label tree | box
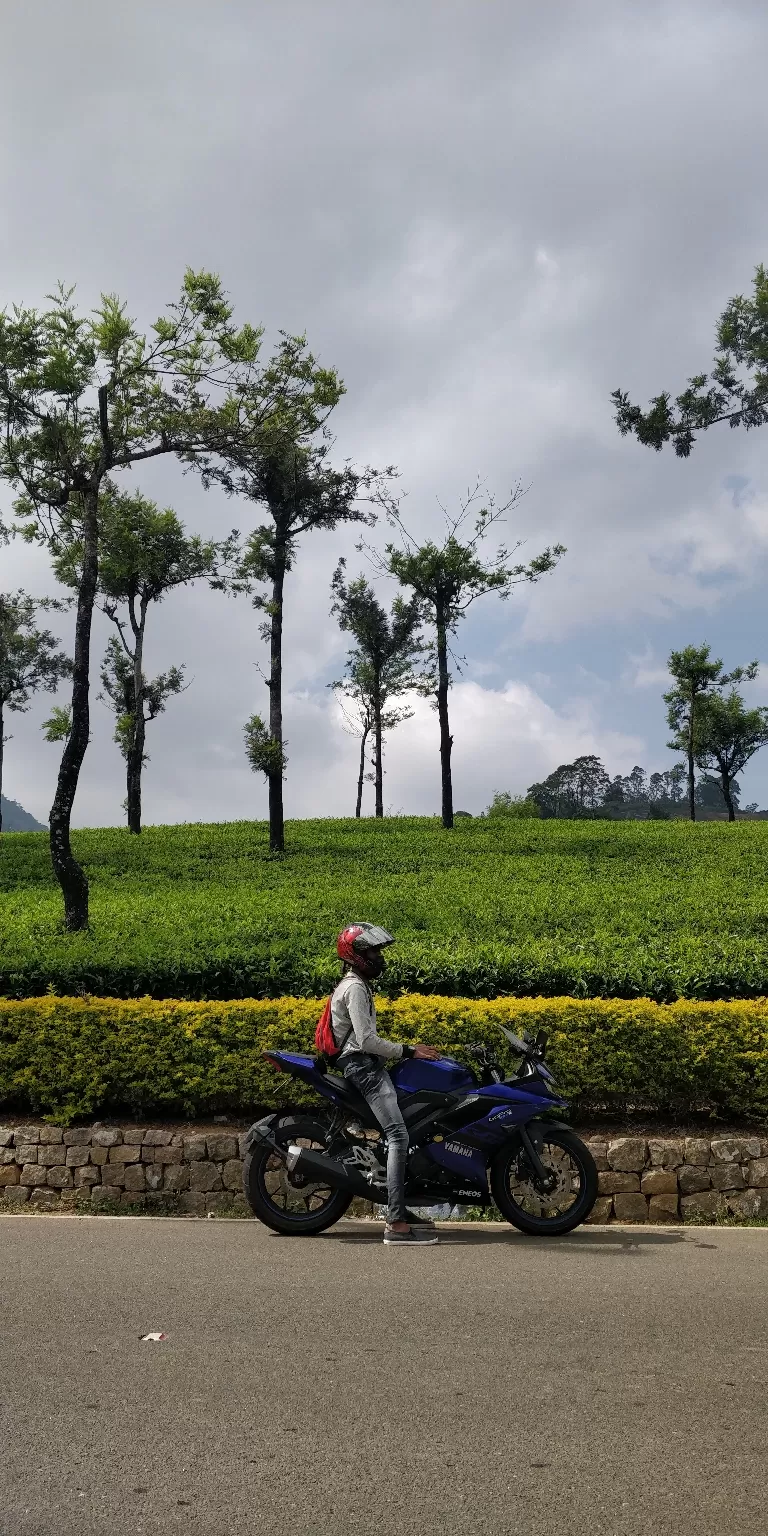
[51,483,243,833]
[330,561,423,817]
[371,481,564,829]
[233,435,393,852]
[613,264,768,457]
[484,792,541,819]
[0,590,71,834]
[0,271,331,926]
[664,645,756,822]
[694,689,768,822]
[527,756,609,818]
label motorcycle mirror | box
[535,1029,549,1054]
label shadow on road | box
[313,1223,691,1253]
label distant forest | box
[524,756,767,820]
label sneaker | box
[404,1209,438,1232]
[383,1224,439,1245]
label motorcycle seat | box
[323,1073,374,1118]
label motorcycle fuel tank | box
[389,1056,476,1094]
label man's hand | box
[413,1044,441,1060]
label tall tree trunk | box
[355,721,370,818]
[126,599,147,835]
[436,608,453,830]
[687,692,696,822]
[0,702,4,835]
[721,768,736,822]
[373,666,383,818]
[49,485,98,929]
[268,542,287,854]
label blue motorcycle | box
[243,1026,598,1236]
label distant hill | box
[0,797,46,832]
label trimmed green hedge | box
[2,993,768,1126]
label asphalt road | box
[1,1216,767,1536]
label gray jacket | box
[330,973,404,1064]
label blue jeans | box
[342,1054,409,1224]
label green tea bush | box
[2,817,768,1001]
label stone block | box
[15,1124,41,1144]
[613,1193,649,1223]
[100,1166,126,1189]
[0,1163,20,1185]
[74,1165,99,1187]
[143,1129,173,1146]
[741,1138,762,1161]
[15,1145,38,1165]
[38,1144,67,1167]
[711,1164,745,1192]
[684,1137,710,1166]
[583,1140,609,1171]
[183,1136,208,1162]
[63,1127,92,1145]
[641,1169,678,1196]
[648,1138,685,1169]
[123,1128,146,1145]
[221,1158,244,1191]
[681,1190,725,1221]
[747,1159,768,1188]
[90,1145,108,1165]
[92,1127,122,1147]
[726,1189,763,1219]
[648,1194,680,1224]
[0,1128,14,1147]
[0,1148,15,1163]
[163,1165,190,1192]
[678,1166,712,1195]
[206,1134,238,1162]
[710,1137,743,1164]
[90,1186,120,1209]
[65,1145,91,1167]
[120,1190,146,1207]
[20,1163,47,1187]
[150,1145,182,1165]
[598,1171,640,1194]
[39,1126,64,1144]
[583,1196,613,1224]
[107,1144,140,1164]
[205,1192,236,1213]
[46,1165,73,1188]
[144,1164,164,1190]
[122,1164,146,1192]
[178,1190,207,1214]
[2,1184,30,1203]
[29,1187,60,1207]
[606,1138,648,1172]
[189,1162,223,1193]
[238,1132,251,1159]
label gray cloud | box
[2,0,768,824]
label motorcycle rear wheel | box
[491,1127,598,1235]
[243,1117,352,1235]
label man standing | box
[332,923,441,1246]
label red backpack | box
[314,990,352,1060]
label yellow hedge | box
[1,993,768,1126]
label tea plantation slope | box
[1,817,768,1001]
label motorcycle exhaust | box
[286,1144,386,1203]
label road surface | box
[1,1215,767,1536]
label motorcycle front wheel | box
[490,1127,598,1236]
[243,1117,352,1235]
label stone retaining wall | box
[2,1123,768,1221]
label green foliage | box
[485,792,541,819]
[41,704,72,742]
[243,715,287,778]
[613,262,768,456]
[3,992,768,1126]
[2,818,768,1002]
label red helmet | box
[337,922,395,978]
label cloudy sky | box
[2,0,768,826]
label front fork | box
[517,1122,559,1193]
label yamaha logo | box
[445,1142,473,1158]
